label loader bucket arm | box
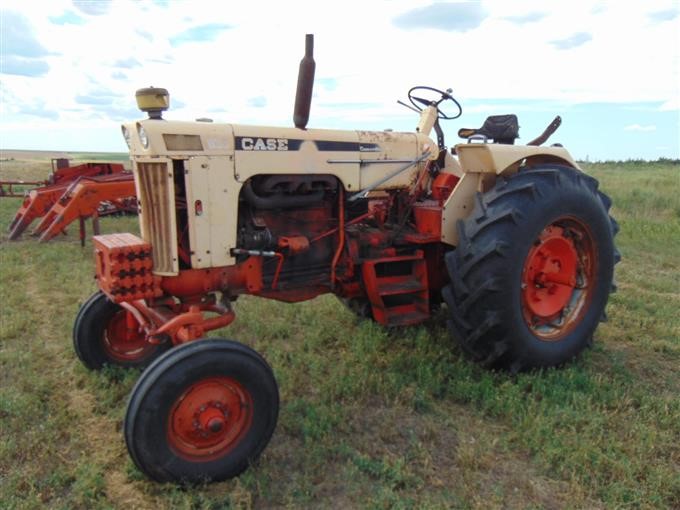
[51,162,126,184]
[7,184,70,239]
[7,162,129,240]
[32,177,86,236]
[36,175,136,242]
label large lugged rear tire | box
[124,338,279,483]
[73,291,169,370]
[442,165,619,371]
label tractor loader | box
[73,35,619,483]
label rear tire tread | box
[443,165,620,370]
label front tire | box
[443,166,619,371]
[73,291,168,370]
[124,339,279,483]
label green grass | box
[0,159,678,509]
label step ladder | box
[361,251,430,327]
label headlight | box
[121,126,132,149]
[137,123,149,149]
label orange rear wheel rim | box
[521,218,596,341]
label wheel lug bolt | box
[207,418,224,433]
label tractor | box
[73,35,618,483]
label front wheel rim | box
[103,310,153,362]
[167,377,253,462]
[521,218,597,341]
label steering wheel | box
[408,86,462,120]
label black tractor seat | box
[458,114,519,144]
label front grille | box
[134,160,179,275]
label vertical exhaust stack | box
[293,34,315,130]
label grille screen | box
[135,161,178,274]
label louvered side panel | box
[134,160,179,275]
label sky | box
[0,0,678,161]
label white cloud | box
[504,12,547,24]
[659,98,679,111]
[393,2,488,32]
[550,32,592,50]
[0,55,50,77]
[72,0,111,16]
[624,124,657,132]
[648,7,679,22]
[0,0,678,156]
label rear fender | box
[454,143,580,175]
[440,144,581,246]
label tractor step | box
[362,251,430,327]
[376,278,427,297]
[387,309,430,327]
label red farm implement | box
[5,159,137,243]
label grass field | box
[0,155,678,509]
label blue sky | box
[0,0,678,161]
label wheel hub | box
[523,226,578,319]
[104,310,150,361]
[207,416,225,433]
[168,377,252,461]
[195,402,229,435]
